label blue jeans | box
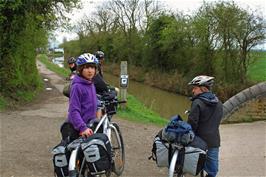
[204,147,219,177]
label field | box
[247,51,266,82]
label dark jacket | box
[187,92,223,148]
[93,73,108,95]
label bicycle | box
[168,143,206,177]
[67,93,126,177]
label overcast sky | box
[51,0,266,49]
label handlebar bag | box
[81,133,112,174]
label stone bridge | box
[223,82,266,122]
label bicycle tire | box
[169,150,185,177]
[75,150,89,177]
[110,122,125,176]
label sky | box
[51,0,266,49]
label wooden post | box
[120,61,128,108]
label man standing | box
[187,75,223,177]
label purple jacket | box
[68,75,97,132]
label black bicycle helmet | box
[95,51,105,60]
[67,57,76,64]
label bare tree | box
[232,11,265,77]
[140,0,162,32]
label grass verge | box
[38,54,167,126]
[37,54,69,77]
[117,95,168,126]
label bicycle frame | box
[94,113,123,158]
[94,114,110,137]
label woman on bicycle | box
[68,53,98,138]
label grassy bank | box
[37,54,167,126]
[247,51,266,82]
[117,95,168,126]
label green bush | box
[0,96,7,111]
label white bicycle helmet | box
[188,75,214,87]
[76,53,98,66]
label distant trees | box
[196,2,265,83]
[0,0,79,100]
[68,0,163,65]
[62,0,265,95]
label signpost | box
[120,61,128,107]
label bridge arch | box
[223,82,266,120]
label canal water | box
[104,73,191,119]
[52,56,64,68]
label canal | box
[104,73,191,119]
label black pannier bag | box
[80,133,112,174]
[52,141,70,177]
[149,129,171,167]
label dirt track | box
[0,61,265,177]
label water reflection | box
[52,56,64,68]
[104,73,191,119]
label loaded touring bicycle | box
[149,115,207,177]
[52,91,126,177]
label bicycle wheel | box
[169,150,185,177]
[75,150,90,177]
[110,122,125,176]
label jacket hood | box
[192,91,219,105]
[72,75,93,85]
